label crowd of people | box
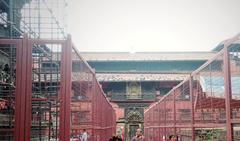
[75,128,178,141]
[108,128,145,141]
[111,128,179,141]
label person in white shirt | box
[81,129,88,141]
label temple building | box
[81,52,216,140]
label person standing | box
[131,128,145,141]
[81,129,88,141]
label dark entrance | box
[125,108,144,141]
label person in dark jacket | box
[109,134,123,141]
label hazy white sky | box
[67,0,240,52]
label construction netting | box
[0,35,116,141]
[71,47,116,141]
[144,34,240,141]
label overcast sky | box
[67,0,240,52]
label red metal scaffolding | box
[0,34,116,141]
[70,46,116,141]
[144,34,240,141]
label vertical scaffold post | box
[59,35,72,141]
[223,46,233,141]
[14,34,32,141]
[173,90,176,135]
[190,76,195,141]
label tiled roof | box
[96,73,188,82]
